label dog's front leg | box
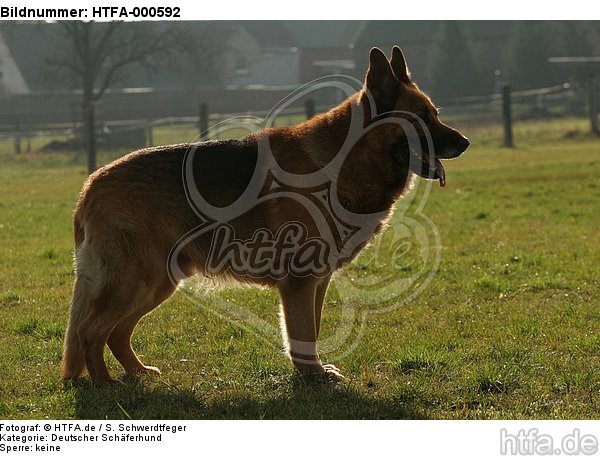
[278,275,343,381]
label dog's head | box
[364,46,470,187]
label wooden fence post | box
[145,120,153,146]
[199,102,209,140]
[502,84,514,147]
[305,98,315,120]
[590,74,599,136]
[15,123,21,154]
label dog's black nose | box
[459,136,470,152]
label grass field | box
[0,116,598,419]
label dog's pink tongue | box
[435,159,446,187]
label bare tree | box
[167,22,232,92]
[47,22,169,174]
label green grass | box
[0,116,598,419]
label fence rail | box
[0,82,595,154]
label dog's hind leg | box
[107,278,177,376]
[77,288,129,385]
[72,256,144,384]
[62,238,106,381]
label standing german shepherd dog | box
[61,46,469,385]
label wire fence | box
[0,82,589,154]
[437,83,576,122]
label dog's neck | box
[298,91,412,215]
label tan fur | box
[61,46,468,384]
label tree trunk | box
[81,23,97,175]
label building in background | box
[0,30,29,96]
[1,21,596,128]
[351,21,513,94]
[0,21,361,92]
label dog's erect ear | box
[389,46,411,84]
[366,47,397,97]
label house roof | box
[0,23,60,91]
[237,21,296,50]
[352,21,437,47]
[352,20,513,48]
[234,21,365,51]
[0,28,29,94]
[280,21,364,49]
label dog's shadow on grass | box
[68,374,428,419]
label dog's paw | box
[141,366,161,375]
[322,364,345,381]
[138,365,161,375]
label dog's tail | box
[61,216,90,379]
